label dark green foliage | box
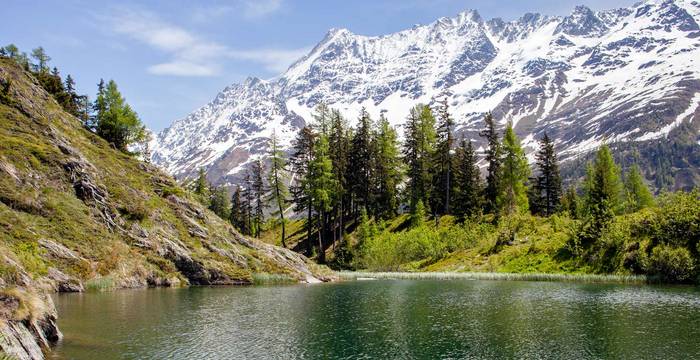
[575,145,624,249]
[208,186,230,220]
[290,126,315,253]
[193,168,209,199]
[561,186,580,218]
[479,112,501,214]
[403,105,436,211]
[349,108,373,212]
[0,78,14,106]
[532,132,562,216]
[229,186,244,231]
[251,160,266,238]
[432,97,455,216]
[453,138,482,220]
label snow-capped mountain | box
[152,0,700,188]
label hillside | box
[0,59,331,359]
[152,0,700,190]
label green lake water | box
[51,279,700,359]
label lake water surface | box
[51,279,700,359]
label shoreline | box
[336,271,649,285]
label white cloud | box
[191,0,283,23]
[228,48,311,73]
[106,6,305,77]
[243,0,283,19]
[148,61,219,77]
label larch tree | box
[267,131,290,247]
[498,122,530,215]
[624,164,654,213]
[403,105,436,213]
[308,135,336,263]
[372,114,403,219]
[95,80,146,151]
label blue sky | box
[2,0,634,131]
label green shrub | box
[644,245,696,283]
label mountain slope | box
[0,59,331,359]
[152,0,700,190]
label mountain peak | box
[555,4,608,36]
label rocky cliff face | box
[0,59,332,359]
[152,0,700,190]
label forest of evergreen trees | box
[191,100,668,273]
[0,44,147,152]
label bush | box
[644,245,696,283]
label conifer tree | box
[308,135,336,263]
[403,105,436,212]
[3,44,18,59]
[290,126,316,254]
[208,186,230,220]
[580,145,624,243]
[229,186,243,231]
[241,172,254,236]
[94,80,146,151]
[453,137,483,219]
[433,97,455,216]
[251,160,266,238]
[479,112,501,214]
[372,114,402,219]
[63,74,81,117]
[30,47,50,72]
[561,186,580,218]
[328,109,351,243]
[624,164,654,212]
[350,108,373,213]
[532,132,562,216]
[498,122,530,215]
[194,167,208,198]
[267,132,290,247]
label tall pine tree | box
[433,97,455,216]
[250,160,266,238]
[290,126,316,254]
[479,112,501,214]
[532,132,562,216]
[453,137,483,219]
[349,108,373,214]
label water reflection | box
[52,280,700,359]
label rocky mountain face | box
[152,0,700,190]
[0,59,332,359]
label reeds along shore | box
[336,271,648,284]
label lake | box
[51,279,700,359]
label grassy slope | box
[0,59,329,293]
